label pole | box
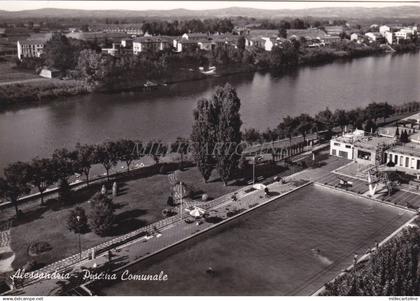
[76,215,82,259]
[78,232,81,259]
[252,157,256,184]
[180,181,183,220]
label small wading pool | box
[98,184,415,296]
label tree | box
[295,114,314,140]
[366,102,395,122]
[76,49,106,82]
[115,139,137,172]
[242,128,261,144]
[95,142,118,182]
[171,137,189,170]
[144,140,168,164]
[333,109,349,131]
[0,162,31,216]
[52,148,76,182]
[237,36,246,50]
[279,27,288,39]
[75,143,96,186]
[43,33,76,71]
[278,115,298,142]
[67,207,89,234]
[89,193,114,236]
[400,130,410,143]
[28,158,56,205]
[364,119,376,133]
[191,98,217,182]
[212,84,242,185]
[315,107,334,133]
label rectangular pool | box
[98,184,415,296]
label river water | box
[0,52,419,172]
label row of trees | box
[141,18,234,36]
[191,84,242,185]
[322,227,420,296]
[256,18,348,31]
[0,138,189,217]
[243,102,396,144]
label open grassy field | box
[0,61,39,83]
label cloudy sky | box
[2,1,418,11]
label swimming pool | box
[98,184,415,296]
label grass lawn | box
[8,166,243,270]
[0,61,39,83]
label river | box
[0,52,419,172]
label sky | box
[1,1,419,11]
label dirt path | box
[0,78,47,86]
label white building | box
[17,40,45,60]
[379,25,390,36]
[385,32,394,44]
[132,36,172,54]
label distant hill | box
[0,6,419,19]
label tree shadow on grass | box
[12,206,50,227]
[110,209,149,236]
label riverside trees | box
[191,84,242,185]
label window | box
[332,149,337,156]
[338,151,348,159]
[357,150,371,161]
[345,145,351,149]
[400,156,404,166]
[406,157,409,168]
[333,142,340,146]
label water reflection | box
[0,53,419,172]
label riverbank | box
[0,46,418,109]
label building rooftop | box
[390,143,420,157]
[247,29,279,38]
[334,131,395,151]
[287,29,326,40]
[354,136,396,150]
[133,36,173,43]
[19,39,46,45]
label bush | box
[27,241,52,256]
[57,178,72,203]
[89,193,115,236]
[167,196,175,206]
[67,207,89,234]
[162,208,177,218]
[159,164,168,174]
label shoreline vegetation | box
[0,33,418,108]
[1,97,419,214]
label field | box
[99,184,415,296]
[6,166,243,270]
[0,61,40,83]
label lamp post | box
[252,157,256,184]
[180,181,183,220]
[252,155,262,184]
[76,215,82,259]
